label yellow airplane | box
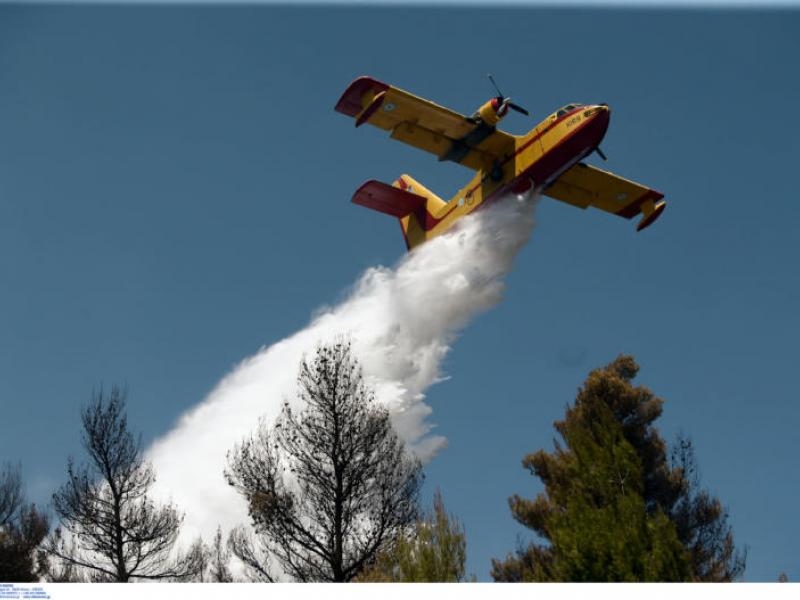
[335,75,666,251]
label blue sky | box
[1,5,798,581]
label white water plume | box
[147,193,537,547]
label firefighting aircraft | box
[335,75,666,250]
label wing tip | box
[334,76,390,117]
[636,199,667,232]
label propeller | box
[488,73,530,116]
[595,146,608,161]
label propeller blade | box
[595,146,608,161]
[508,102,530,116]
[487,75,530,117]
[487,73,504,99]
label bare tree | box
[207,527,233,582]
[225,341,423,582]
[46,386,200,582]
[193,527,234,582]
[228,525,273,582]
[38,534,85,582]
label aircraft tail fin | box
[351,175,445,251]
[394,175,445,251]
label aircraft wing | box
[335,76,516,171]
[545,163,666,231]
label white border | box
[1,582,799,600]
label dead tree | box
[227,525,273,582]
[47,386,200,581]
[226,341,423,582]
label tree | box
[493,407,689,582]
[668,435,745,581]
[225,341,423,582]
[357,490,468,582]
[491,355,745,582]
[38,535,85,582]
[46,386,201,582]
[208,527,233,582]
[0,463,49,582]
[194,527,234,583]
[227,525,273,582]
[0,463,23,527]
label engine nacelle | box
[475,97,508,126]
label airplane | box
[335,75,666,251]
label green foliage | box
[0,463,49,583]
[358,490,467,582]
[492,355,744,582]
[544,493,687,582]
[0,504,49,582]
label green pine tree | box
[358,490,467,582]
[0,463,49,583]
[492,355,744,582]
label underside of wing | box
[545,163,666,231]
[335,76,516,171]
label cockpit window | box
[555,104,580,118]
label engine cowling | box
[475,97,508,126]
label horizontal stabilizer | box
[352,180,426,218]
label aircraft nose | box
[584,104,610,118]
[592,103,611,133]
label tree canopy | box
[226,341,423,582]
[492,355,745,582]
[0,463,49,582]
[357,490,467,582]
[46,386,200,582]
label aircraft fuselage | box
[399,104,610,245]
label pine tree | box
[491,355,744,582]
[0,464,49,582]
[225,341,423,582]
[205,527,233,583]
[357,490,467,582]
[46,386,201,582]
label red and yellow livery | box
[335,76,665,250]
